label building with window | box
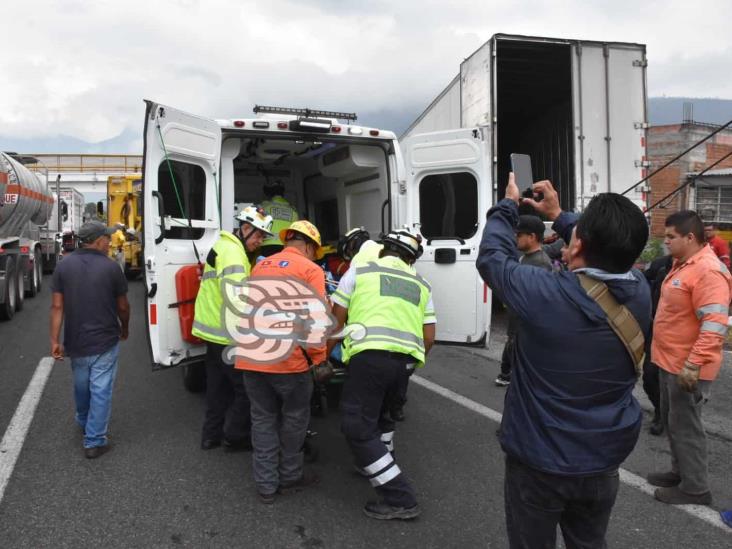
[648,122,732,237]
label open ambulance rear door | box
[402,128,491,344]
[142,100,222,371]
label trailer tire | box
[0,256,17,321]
[182,361,207,393]
[27,249,42,298]
[14,259,24,312]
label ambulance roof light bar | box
[253,105,358,122]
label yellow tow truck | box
[107,175,143,279]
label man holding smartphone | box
[477,174,651,548]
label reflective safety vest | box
[261,196,298,247]
[341,256,431,366]
[191,230,251,345]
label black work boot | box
[363,500,421,520]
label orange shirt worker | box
[236,220,326,504]
[649,210,732,506]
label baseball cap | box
[78,220,116,243]
[515,215,545,241]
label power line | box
[644,149,732,213]
[621,118,732,197]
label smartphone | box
[510,153,534,196]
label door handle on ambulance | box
[434,248,457,264]
[152,190,165,244]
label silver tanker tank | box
[0,152,53,239]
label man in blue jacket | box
[477,174,651,549]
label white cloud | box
[1,0,731,150]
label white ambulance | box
[142,103,491,388]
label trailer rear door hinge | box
[632,59,648,68]
[635,160,651,168]
[634,122,649,129]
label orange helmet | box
[280,220,324,259]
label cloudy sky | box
[1,0,731,153]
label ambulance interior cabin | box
[223,134,392,247]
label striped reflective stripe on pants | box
[363,451,401,487]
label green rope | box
[155,118,202,265]
[156,122,187,220]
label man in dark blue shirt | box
[50,220,130,459]
[477,174,651,548]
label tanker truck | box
[0,152,55,320]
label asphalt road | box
[1,277,731,548]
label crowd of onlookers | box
[483,173,732,546]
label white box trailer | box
[401,34,649,212]
[398,34,649,345]
[46,187,84,252]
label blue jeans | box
[71,343,119,448]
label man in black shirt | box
[50,220,130,459]
[496,215,553,387]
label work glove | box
[677,361,700,393]
[311,360,335,384]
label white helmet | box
[235,205,274,236]
[382,227,423,260]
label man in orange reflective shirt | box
[236,221,326,504]
[649,211,732,505]
[704,222,731,269]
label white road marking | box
[0,357,55,504]
[411,374,730,533]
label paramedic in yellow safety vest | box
[330,228,436,521]
[110,223,126,272]
[334,227,408,421]
[192,205,274,452]
[260,180,299,257]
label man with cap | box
[495,215,553,387]
[260,180,299,257]
[193,205,274,451]
[50,220,130,459]
[235,220,327,504]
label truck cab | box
[142,102,491,380]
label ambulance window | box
[157,160,205,239]
[419,172,478,240]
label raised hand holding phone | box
[522,180,562,221]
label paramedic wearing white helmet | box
[330,227,436,520]
[193,205,274,451]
